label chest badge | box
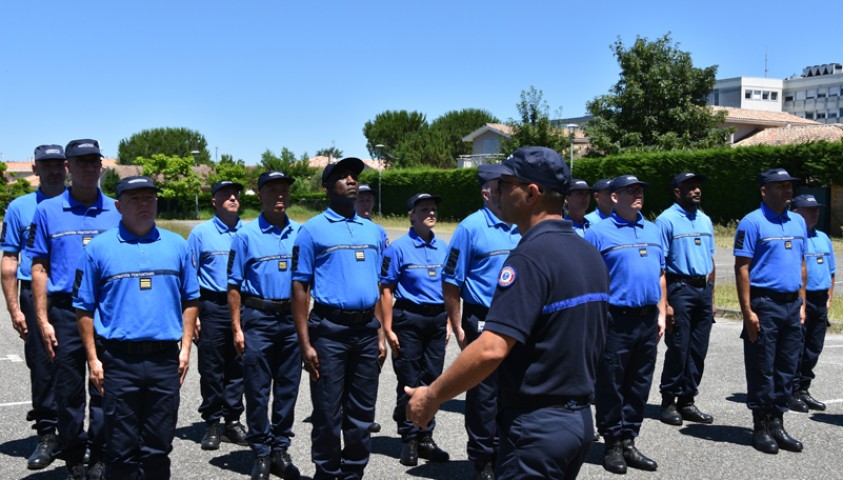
[639,248,648,257]
[278,260,288,271]
[355,251,365,262]
[139,278,152,290]
[428,268,437,278]
[818,257,824,264]
[784,240,792,250]
[82,236,93,246]
[694,237,701,246]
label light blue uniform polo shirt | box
[228,213,300,300]
[26,189,121,294]
[585,211,665,307]
[292,208,381,310]
[188,215,243,293]
[804,228,835,292]
[584,208,610,226]
[2,189,60,281]
[655,203,715,277]
[441,207,520,308]
[379,228,448,305]
[73,223,199,341]
[565,215,590,238]
[734,203,807,293]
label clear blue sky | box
[1,0,836,164]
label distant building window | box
[831,88,840,97]
[817,112,826,119]
[762,91,769,100]
[752,90,762,100]
[806,89,815,99]
[818,88,827,98]
[745,89,752,99]
[771,92,778,101]
[831,112,838,118]
[713,90,720,105]
[796,91,806,100]
[785,95,794,102]
[805,112,815,119]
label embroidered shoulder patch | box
[498,265,517,288]
[734,230,746,250]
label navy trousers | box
[742,294,803,413]
[101,343,180,480]
[496,405,593,480]
[241,306,301,458]
[308,313,380,480]
[20,283,57,435]
[50,301,105,464]
[660,281,714,402]
[595,307,659,441]
[390,308,447,440]
[462,305,499,464]
[197,299,245,425]
[794,291,830,391]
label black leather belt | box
[806,290,829,300]
[101,338,178,355]
[750,287,798,303]
[666,273,708,288]
[609,305,657,317]
[19,280,32,289]
[500,392,592,410]
[394,299,445,317]
[242,295,291,314]
[462,302,489,319]
[200,288,228,304]
[313,302,374,326]
[49,293,73,309]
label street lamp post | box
[191,150,200,220]
[565,123,578,173]
[374,144,385,217]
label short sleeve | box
[655,216,671,258]
[484,253,546,344]
[187,228,202,276]
[180,240,200,301]
[828,236,837,276]
[25,206,49,259]
[442,225,471,286]
[291,226,315,283]
[227,233,247,287]
[379,242,402,285]
[72,247,98,312]
[733,217,756,258]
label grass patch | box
[715,283,843,333]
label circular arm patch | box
[498,265,517,288]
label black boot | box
[787,394,809,413]
[602,440,627,474]
[87,461,104,480]
[368,422,382,433]
[251,456,271,480]
[768,414,803,452]
[659,404,683,426]
[270,450,301,479]
[621,438,657,471]
[201,422,222,450]
[27,432,56,470]
[677,402,714,424]
[400,438,419,466]
[418,435,449,462]
[798,390,826,411]
[223,420,249,446]
[751,411,778,454]
[65,462,85,480]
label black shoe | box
[678,404,714,424]
[270,450,301,480]
[400,439,419,466]
[798,390,826,411]
[201,422,222,450]
[223,420,249,446]
[27,432,56,470]
[418,435,449,462]
[787,395,809,413]
[66,462,85,480]
[473,461,495,480]
[659,404,683,426]
[251,456,271,480]
[87,461,104,480]
[368,422,381,433]
[751,412,779,454]
[621,438,657,471]
[768,416,803,452]
[602,440,627,474]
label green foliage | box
[100,168,121,197]
[585,33,729,155]
[0,163,33,215]
[207,155,249,187]
[360,167,481,220]
[363,110,427,162]
[315,146,343,159]
[428,109,500,162]
[117,127,210,165]
[501,86,569,156]
[258,148,318,195]
[136,154,201,217]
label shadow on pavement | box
[0,434,36,460]
[440,398,465,414]
[207,449,255,476]
[726,392,747,404]
[404,459,474,478]
[174,420,206,444]
[809,412,843,427]
[679,423,752,446]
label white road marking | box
[0,354,23,362]
[0,401,29,407]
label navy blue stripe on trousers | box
[20,283,58,435]
[197,299,245,425]
[462,306,499,463]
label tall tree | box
[315,146,343,159]
[501,86,569,156]
[118,127,210,165]
[259,148,317,194]
[207,155,248,188]
[0,163,32,214]
[585,33,729,155]
[363,110,427,161]
[429,108,500,162]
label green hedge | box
[360,167,482,220]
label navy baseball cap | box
[610,175,650,193]
[116,176,158,197]
[501,146,570,194]
[477,163,509,186]
[358,184,377,195]
[322,157,365,184]
[758,168,800,187]
[33,144,65,161]
[406,193,442,211]
[258,171,295,190]
[211,180,244,196]
[568,179,590,191]
[792,194,823,209]
[671,172,707,188]
[65,139,103,159]
[591,178,612,192]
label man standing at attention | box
[564,178,592,237]
[584,178,613,225]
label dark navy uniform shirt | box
[2,189,61,281]
[188,215,243,293]
[73,223,200,341]
[655,203,715,277]
[734,202,807,293]
[228,214,300,300]
[292,208,381,311]
[379,227,448,305]
[484,220,609,400]
[26,189,121,294]
[805,228,835,291]
[442,207,520,308]
[584,212,665,307]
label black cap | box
[591,178,612,192]
[406,193,442,211]
[65,139,103,159]
[609,174,650,193]
[33,144,65,161]
[322,157,365,184]
[258,171,295,190]
[568,179,590,191]
[477,163,509,186]
[211,180,244,196]
[758,168,800,187]
[792,194,824,209]
[358,184,377,195]
[671,172,707,188]
[501,146,570,194]
[116,176,158,197]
